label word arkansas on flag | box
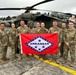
[20,34,58,54]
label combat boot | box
[3,57,9,61]
[70,62,74,67]
[43,57,47,60]
[39,55,42,58]
[49,58,52,62]
[31,54,34,57]
[0,59,5,64]
[42,55,47,60]
[55,59,59,64]
[13,59,17,62]
[62,58,67,64]
[18,55,22,61]
[59,55,63,57]
[25,55,29,60]
[12,58,17,62]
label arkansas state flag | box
[20,34,58,54]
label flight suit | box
[0,29,8,63]
[49,27,61,63]
[8,28,17,61]
[17,25,29,60]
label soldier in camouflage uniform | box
[28,22,35,34]
[38,22,49,34]
[49,21,61,63]
[38,22,49,59]
[59,23,67,57]
[0,23,8,64]
[28,22,35,56]
[0,23,1,29]
[63,21,76,67]
[33,22,41,57]
[34,22,41,33]
[8,23,17,62]
[17,20,29,61]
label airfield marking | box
[34,55,76,75]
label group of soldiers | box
[0,20,76,67]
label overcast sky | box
[0,0,76,17]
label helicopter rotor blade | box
[25,0,54,12]
[0,8,22,10]
[0,7,30,10]
[0,0,54,10]
[31,0,54,8]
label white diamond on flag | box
[27,36,53,52]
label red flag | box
[20,34,58,54]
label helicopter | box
[0,0,76,29]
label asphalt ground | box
[0,47,76,75]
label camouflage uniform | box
[33,27,41,57]
[28,27,35,34]
[49,27,61,63]
[28,27,35,56]
[63,29,76,64]
[38,27,49,34]
[0,29,8,62]
[49,27,61,34]
[38,27,49,59]
[8,28,17,60]
[34,27,41,33]
[59,28,67,57]
[17,25,29,60]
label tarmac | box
[0,47,76,75]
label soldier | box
[63,21,76,67]
[8,23,17,62]
[0,23,8,64]
[38,22,49,34]
[28,22,35,34]
[59,23,67,57]
[28,22,35,57]
[49,21,61,63]
[33,22,41,57]
[0,23,1,29]
[34,22,41,33]
[38,22,49,59]
[17,20,29,61]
